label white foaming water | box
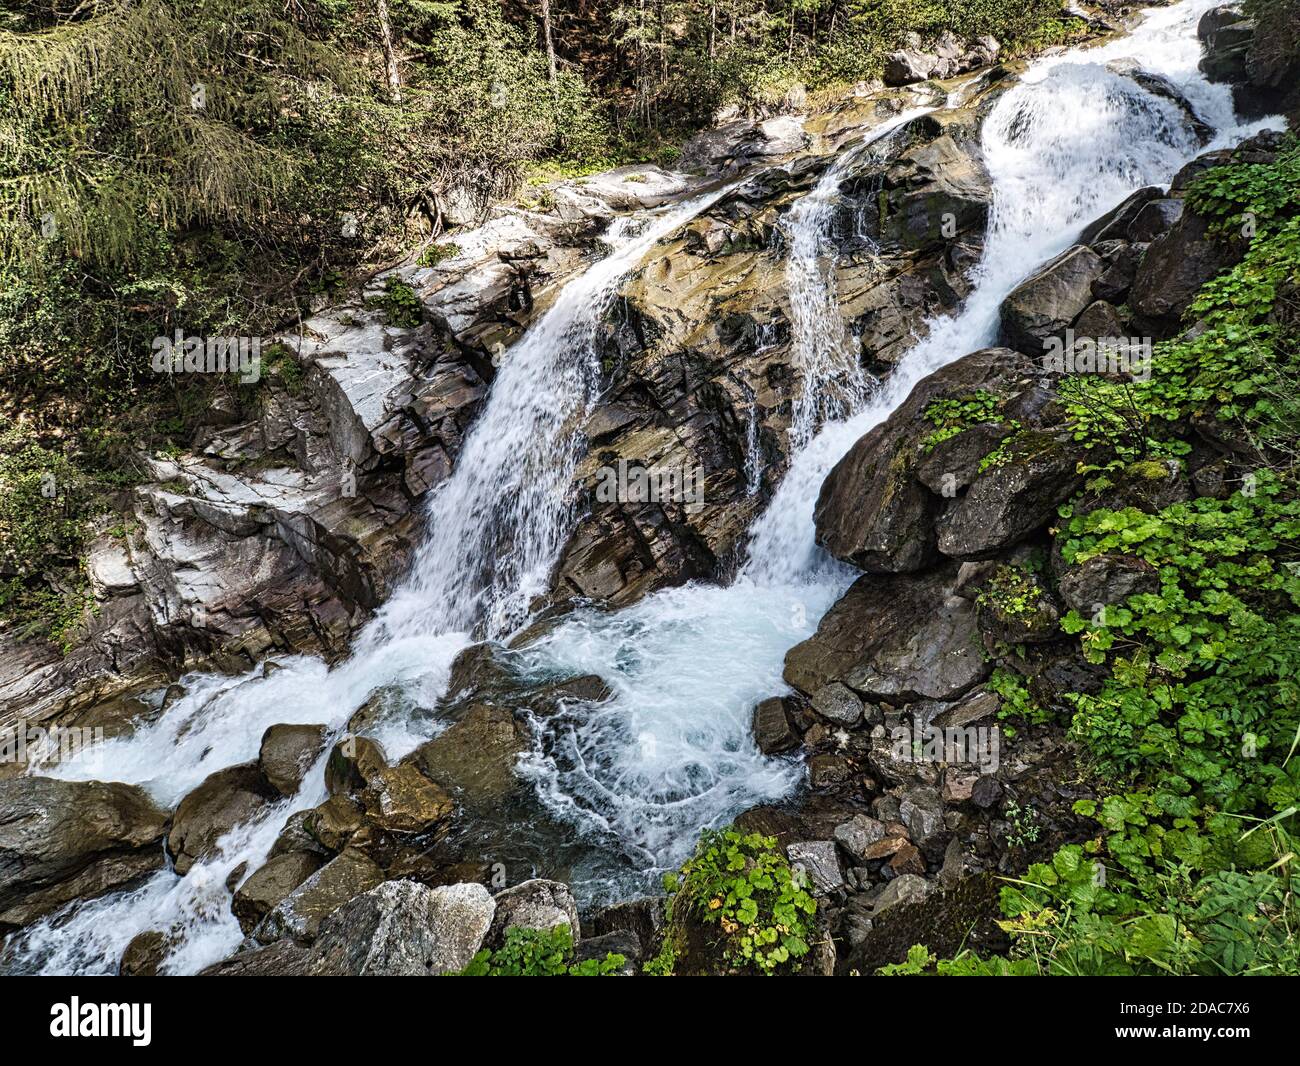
[7,191,728,975]
[372,191,728,643]
[7,0,1276,969]
[520,0,1272,892]
[784,108,933,450]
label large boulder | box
[815,347,1037,572]
[784,564,987,704]
[999,246,1106,354]
[883,49,939,86]
[1130,207,1244,337]
[253,846,385,944]
[306,880,495,976]
[167,763,278,875]
[1198,7,1254,84]
[486,879,581,946]
[231,851,326,934]
[751,696,799,754]
[405,703,528,808]
[936,431,1084,558]
[258,724,330,798]
[0,777,168,928]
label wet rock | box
[259,724,330,797]
[816,347,1036,572]
[405,703,528,808]
[999,245,1106,354]
[936,432,1084,558]
[1107,62,1215,143]
[752,696,799,755]
[119,930,172,976]
[253,846,385,945]
[0,777,168,928]
[362,763,456,835]
[1057,553,1160,615]
[487,878,581,945]
[811,682,864,726]
[785,564,987,704]
[324,735,387,797]
[231,851,326,934]
[787,840,845,894]
[167,763,278,876]
[306,880,495,976]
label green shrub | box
[458,924,626,976]
[655,827,817,976]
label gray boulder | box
[488,878,581,945]
[1000,245,1106,354]
[0,777,167,928]
[307,880,495,975]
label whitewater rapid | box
[5,0,1277,972]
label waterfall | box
[5,0,1277,971]
[782,107,933,450]
[5,189,728,975]
[519,0,1274,897]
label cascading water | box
[4,0,1279,972]
[3,190,728,975]
[519,0,1277,896]
[782,107,933,449]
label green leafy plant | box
[374,276,423,328]
[921,388,1009,452]
[659,827,817,975]
[458,924,626,976]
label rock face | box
[306,880,495,976]
[784,564,987,704]
[0,777,167,928]
[549,100,995,611]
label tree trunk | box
[539,0,558,83]
[376,0,401,103]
